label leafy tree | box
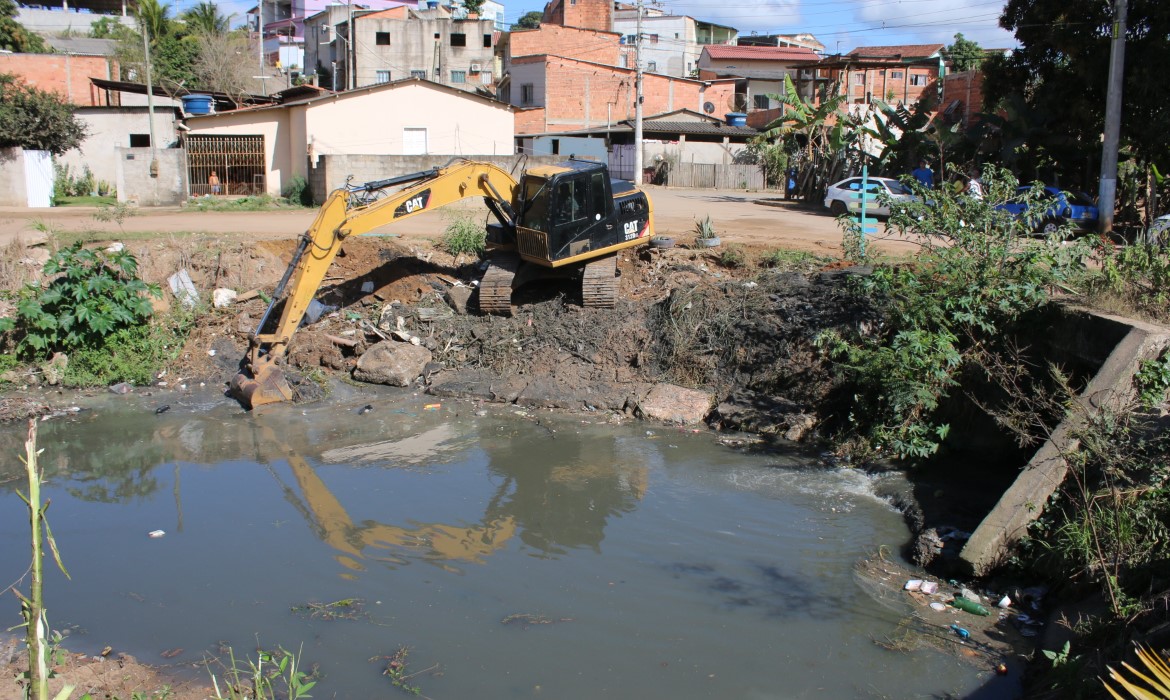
[942,32,983,72]
[986,0,1170,203]
[182,1,231,35]
[89,16,126,39]
[462,0,485,16]
[0,0,47,53]
[0,74,87,155]
[512,10,543,30]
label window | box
[551,139,560,155]
[910,74,928,86]
[891,70,904,79]
[129,134,150,147]
[483,34,492,47]
[375,31,390,45]
[451,70,467,83]
[591,172,606,217]
[410,69,426,79]
[753,94,770,109]
[521,83,534,105]
[481,70,493,84]
[625,34,637,44]
[649,33,658,44]
[376,70,391,83]
[451,32,466,47]
[851,72,864,85]
[647,61,656,72]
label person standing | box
[963,168,983,200]
[209,170,221,195]
[911,160,934,189]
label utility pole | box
[1098,0,1127,234]
[257,0,264,78]
[142,24,158,178]
[633,0,644,185]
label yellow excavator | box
[231,157,654,409]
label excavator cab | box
[510,159,652,266]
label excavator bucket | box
[230,363,294,410]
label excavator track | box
[479,251,519,316]
[581,254,618,309]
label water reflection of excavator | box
[257,420,649,573]
[232,158,654,409]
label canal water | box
[0,391,1011,698]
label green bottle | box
[950,597,990,616]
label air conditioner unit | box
[469,63,482,72]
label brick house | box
[822,44,946,107]
[697,45,825,113]
[540,0,612,32]
[611,4,737,79]
[503,53,735,136]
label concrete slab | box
[959,309,1170,576]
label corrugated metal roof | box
[847,44,944,59]
[704,45,820,62]
[641,120,757,136]
[44,37,118,56]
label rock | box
[446,286,473,315]
[428,371,527,403]
[637,384,713,424]
[109,382,133,394]
[212,288,238,308]
[352,341,432,386]
[42,352,68,386]
[168,269,199,309]
[783,413,817,441]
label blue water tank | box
[725,112,747,127]
[181,94,214,115]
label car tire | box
[829,199,847,216]
[1039,217,1062,235]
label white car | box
[823,176,915,217]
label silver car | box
[824,176,915,217]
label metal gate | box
[608,144,635,181]
[185,135,266,197]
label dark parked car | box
[998,186,1099,233]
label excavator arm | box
[231,159,521,409]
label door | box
[185,135,266,197]
[608,144,635,181]
[23,150,52,208]
[403,128,428,155]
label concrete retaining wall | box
[960,306,1170,576]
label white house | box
[182,77,514,198]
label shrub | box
[439,212,486,257]
[282,175,313,206]
[818,165,1095,458]
[0,242,160,359]
[62,307,194,387]
[718,244,746,268]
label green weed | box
[438,211,486,257]
[61,306,195,387]
[717,244,746,269]
[759,248,829,271]
[0,242,160,360]
[92,201,138,233]
[206,644,317,700]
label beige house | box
[182,78,515,198]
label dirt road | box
[0,186,921,256]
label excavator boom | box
[232,159,521,409]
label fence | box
[663,162,776,191]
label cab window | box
[553,178,588,225]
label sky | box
[502,0,1019,50]
[209,0,1019,51]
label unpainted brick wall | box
[0,54,117,106]
[942,70,985,127]
[542,0,612,32]
[510,24,620,65]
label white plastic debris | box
[106,242,125,253]
[929,602,947,612]
[212,288,238,308]
[148,530,166,538]
[904,579,924,592]
[167,269,199,309]
[920,581,939,594]
[998,596,1012,609]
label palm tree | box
[182,1,232,35]
[758,74,860,202]
[135,0,172,42]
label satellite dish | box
[703,101,715,114]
